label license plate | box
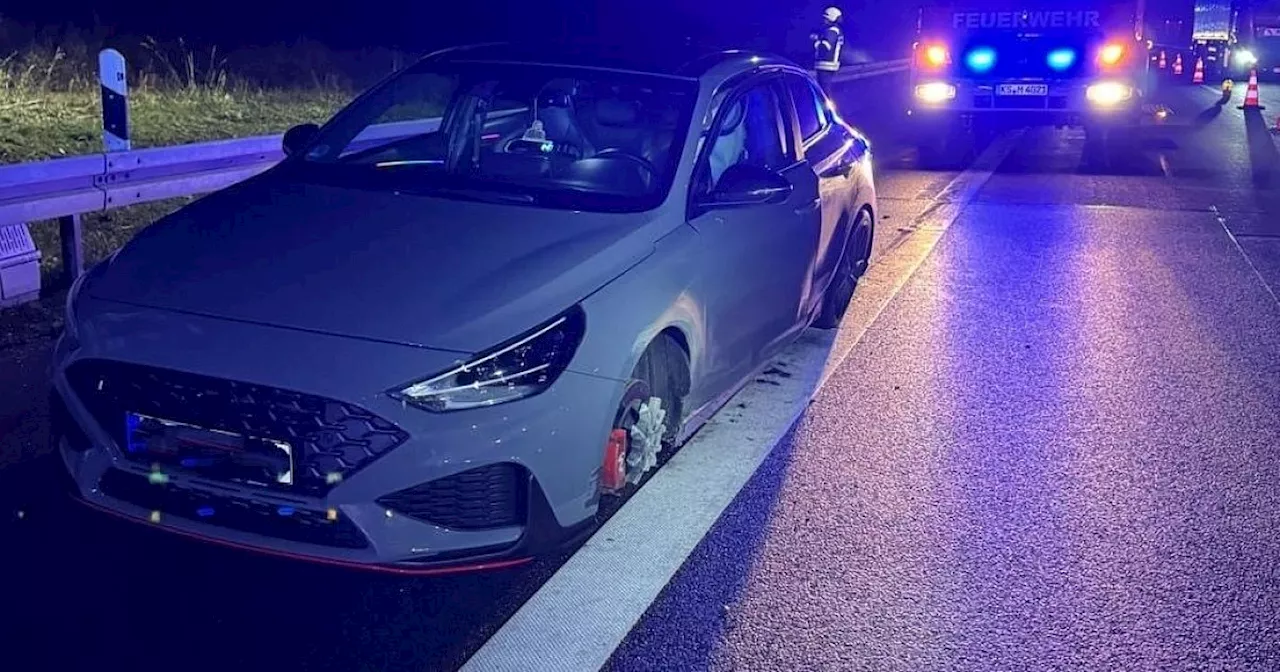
[125,412,295,487]
[997,84,1048,96]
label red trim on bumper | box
[75,496,534,577]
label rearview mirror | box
[282,123,320,157]
[701,164,792,209]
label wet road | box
[609,82,1280,671]
[3,75,1280,671]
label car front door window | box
[705,84,787,189]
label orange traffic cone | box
[1173,54,1183,75]
[1239,68,1266,110]
[1158,50,1167,69]
[1192,57,1204,84]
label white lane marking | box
[1209,204,1280,309]
[459,130,1025,672]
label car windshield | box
[295,60,698,213]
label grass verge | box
[2,87,351,163]
[3,89,352,348]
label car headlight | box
[390,306,586,412]
[1235,49,1257,67]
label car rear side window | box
[787,76,829,142]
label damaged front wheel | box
[599,334,687,499]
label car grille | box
[377,463,527,530]
[65,359,408,495]
[98,468,369,548]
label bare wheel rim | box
[830,215,867,320]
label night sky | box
[8,0,1208,64]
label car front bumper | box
[908,77,1145,128]
[51,304,623,574]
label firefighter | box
[811,6,845,95]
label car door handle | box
[794,198,820,214]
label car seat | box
[579,97,651,158]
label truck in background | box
[1189,0,1237,79]
[1236,0,1280,79]
[907,0,1152,166]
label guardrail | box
[833,58,910,82]
[0,55,909,309]
[0,115,472,230]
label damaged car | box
[51,42,878,573]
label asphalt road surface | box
[2,73,1279,672]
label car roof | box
[426,41,799,80]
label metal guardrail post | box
[59,213,84,280]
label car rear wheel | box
[813,209,872,330]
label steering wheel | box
[498,125,534,151]
[593,148,658,179]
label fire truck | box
[908,0,1152,165]
[1189,0,1236,79]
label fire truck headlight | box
[915,82,957,103]
[1086,81,1133,106]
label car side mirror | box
[701,164,792,210]
[282,123,320,157]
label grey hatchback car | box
[51,42,877,574]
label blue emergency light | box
[966,46,997,72]
[1047,48,1076,70]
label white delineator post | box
[55,48,130,283]
[99,49,130,152]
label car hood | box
[88,178,668,353]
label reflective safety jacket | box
[814,23,844,71]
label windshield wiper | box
[374,159,445,168]
[417,186,536,204]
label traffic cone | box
[1192,57,1204,84]
[1158,50,1167,69]
[1239,68,1266,110]
[1173,54,1183,76]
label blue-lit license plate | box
[124,411,295,487]
[997,83,1048,96]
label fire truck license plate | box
[998,84,1048,96]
